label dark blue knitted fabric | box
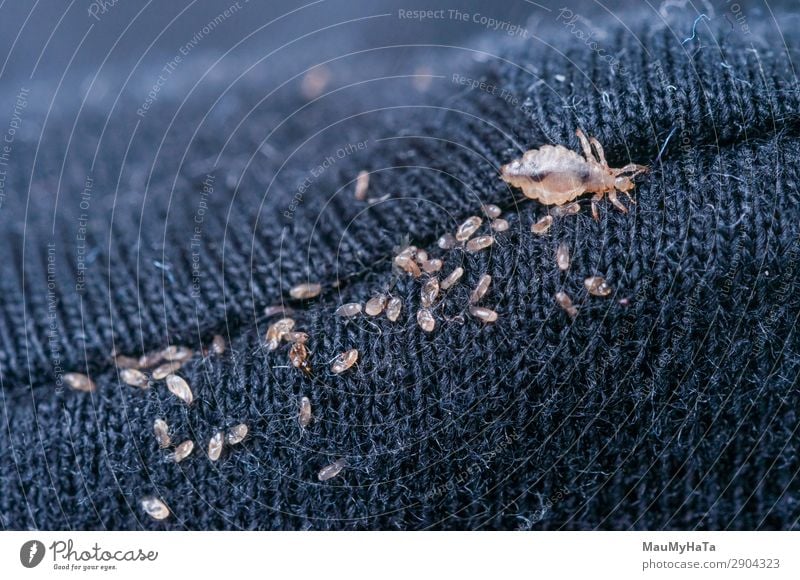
[1,1,799,530]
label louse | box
[137,351,165,369]
[455,216,482,242]
[482,204,502,219]
[166,374,194,405]
[466,235,494,253]
[491,218,509,232]
[417,308,435,332]
[531,215,553,235]
[470,274,492,304]
[301,65,330,99]
[394,254,421,278]
[226,424,248,445]
[264,305,293,318]
[209,334,226,355]
[500,129,648,220]
[336,303,362,318]
[266,317,296,350]
[172,440,194,463]
[160,345,193,362]
[469,306,498,323]
[331,349,358,374]
[385,297,403,321]
[208,431,224,461]
[354,170,369,201]
[318,458,347,482]
[114,354,141,369]
[550,202,581,217]
[140,496,170,521]
[438,233,457,250]
[284,331,309,344]
[421,278,440,307]
[151,361,183,380]
[289,283,322,300]
[120,368,149,388]
[153,419,171,448]
[63,372,95,393]
[299,396,312,428]
[422,258,443,273]
[365,294,387,316]
[289,342,313,376]
[441,267,464,290]
[555,291,578,318]
[556,243,570,271]
[585,276,612,297]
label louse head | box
[614,175,634,192]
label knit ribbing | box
[1,10,799,530]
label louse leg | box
[615,163,648,176]
[575,129,596,163]
[621,189,637,204]
[608,190,629,213]
[589,136,607,167]
[591,191,603,221]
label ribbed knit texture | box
[1,5,799,529]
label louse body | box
[501,129,647,220]
[289,342,313,376]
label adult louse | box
[501,129,648,220]
[289,342,313,376]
